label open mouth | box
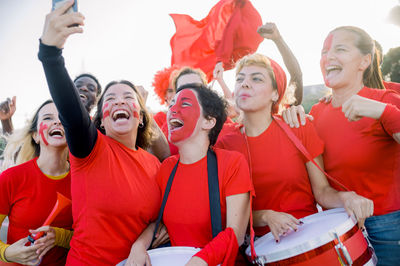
[169,118,184,130]
[49,128,64,137]
[326,65,342,76]
[112,110,130,121]
[79,94,87,101]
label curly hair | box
[93,80,153,149]
[152,65,180,105]
[74,73,102,96]
[176,83,227,146]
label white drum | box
[246,208,376,265]
[116,246,200,266]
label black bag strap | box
[151,149,222,246]
[207,149,222,238]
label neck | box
[242,108,273,137]
[331,80,364,107]
[110,131,138,150]
[37,146,69,176]
[177,135,209,164]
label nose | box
[79,86,89,93]
[53,119,62,126]
[241,78,250,89]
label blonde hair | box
[172,67,208,90]
[1,100,53,171]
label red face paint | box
[102,102,110,119]
[168,90,200,143]
[131,102,139,119]
[39,122,49,146]
[320,33,334,87]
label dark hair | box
[93,80,153,149]
[74,73,102,96]
[172,67,208,91]
[332,26,384,90]
[30,99,54,157]
[176,83,227,146]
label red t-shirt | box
[216,118,324,236]
[156,148,253,247]
[0,158,72,265]
[67,132,161,266]
[310,86,400,215]
[384,81,400,94]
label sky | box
[0,0,399,129]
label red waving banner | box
[170,0,263,81]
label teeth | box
[79,94,87,100]
[50,129,63,136]
[169,118,183,127]
[326,65,341,72]
[113,110,129,120]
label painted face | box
[234,65,278,113]
[320,30,370,89]
[35,103,66,148]
[101,83,141,137]
[74,76,99,112]
[176,73,204,89]
[167,89,201,144]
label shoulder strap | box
[272,115,349,191]
[207,149,222,238]
[151,160,179,245]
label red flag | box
[170,0,263,81]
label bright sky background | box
[0,0,398,129]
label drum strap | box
[272,115,350,191]
[151,149,222,246]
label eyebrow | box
[180,97,193,101]
[42,113,54,117]
[238,72,266,77]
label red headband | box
[269,58,287,114]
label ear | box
[272,90,279,102]
[202,116,216,131]
[32,132,40,144]
[359,53,372,71]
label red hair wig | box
[152,65,180,105]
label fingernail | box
[299,221,304,225]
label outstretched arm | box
[38,1,97,158]
[258,23,303,104]
[0,97,16,135]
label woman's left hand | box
[340,191,374,229]
[342,95,386,121]
[151,223,170,248]
[29,226,56,260]
[185,256,208,266]
[125,243,152,266]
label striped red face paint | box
[102,102,110,119]
[131,102,139,119]
[320,33,334,87]
[167,89,200,143]
[39,122,49,146]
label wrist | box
[2,245,11,263]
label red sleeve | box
[291,121,324,162]
[219,150,254,197]
[194,227,238,266]
[379,104,400,136]
[0,170,12,215]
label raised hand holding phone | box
[52,0,78,13]
[41,0,84,49]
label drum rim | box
[247,208,357,263]
[147,246,201,256]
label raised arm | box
[0,97,16,135]
[258,23,303,104]
[38,1,97,158]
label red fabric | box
[153,111,167,129]
[152,65,180,104]
[379,104,400,136]
[156,149,253,252]
[215,118,324,236]
[269,59,287,114]
[170,0,263,81]
[66,132,161,266]
[310,86,400,215]
[0,158,72,265]
[384,80,400,93]
[194,227,238,266]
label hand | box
[282,105,313,128]
[342,95,386,122]
[151,223,169,248]
[4,237,43,265]
[340,191,374,229]
[185,256,208,266]
[319,94,332,104]
[136,85,149,105]
[257,22,281,41]
[125,243,152,266]
[213,62,224,82]
[0,96,16,120]
[41,0,85,49]
[263,210,301,242]
[29,226,56,260]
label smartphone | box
[52,0,78,14]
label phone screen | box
[52,0,78,13]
